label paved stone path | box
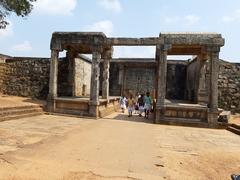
[0,113,239,180]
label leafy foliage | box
[0,0,36,29]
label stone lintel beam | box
[165,38,225,47]
[50,32,107,52]
[111,58,156,63]
[107,37,162,46]
[160,33,225,47]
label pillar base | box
[89,100,100,118]
[46,97,56,113]
[155,106,165,123]
[208,109,219,128]
[89,104,99,118]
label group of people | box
[119,92,153,119]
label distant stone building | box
[0,53,12,63]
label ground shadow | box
[104,111,155,124]
[22,98,46,106]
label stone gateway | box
[46,32,225,127]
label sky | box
[0,0,240,62]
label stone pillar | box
[102,48,112,101]
[208,47,220,127]
[198,54,208,104]
[47,49,59,112]
[119,65,125,96]
[89,47,101,117]
[66,50,78,96]
[155,44,168,123]
[73,57,82,97]
[118,65,124,85]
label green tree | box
[0,0,36,29]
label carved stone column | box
[102,48,112,101]
[155,44,169,123]
[207,47,220,127]
[73,57,82,97]
[89,47,101,117]
[67,50,78,96]
[198,54,208,104]
[47,49,59,112]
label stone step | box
[46,112,93,119]
[99,105,116,118]
[0,107,43,117]
[231,124,240,130]
[227,126,240,136]
[159,117,209,128]
[164,117,202,122]
[0,112,44,122]
[0,105,43,111]
[0,105,44,122]
[54,108,89,117]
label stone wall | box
[108,60,187,100]
[58,55,92,97]
[186,58,202,102]
[0,63,8,92]
[218,60,240,112]
[124,67,155,97]
[106,62,156,97]
[109,62,121,96]
[57,58,70,96]
[73,55,92,96]
[0,57,50,99]
[0,56,91,99]
[166,61,187,100]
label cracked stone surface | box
[0,113,239,180]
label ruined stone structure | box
[0,54,11,63]
[0,55,92,99]
[45,32,225,127]
[1,55,239,114]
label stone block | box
[188,112,194,118]
[172,110,177,117]
[218,111,231,123]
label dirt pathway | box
[0,113,239,179]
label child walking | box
[144,92,152,119]
[119,96,127,113]
[127,95,135,117]
[138,94,145,117]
